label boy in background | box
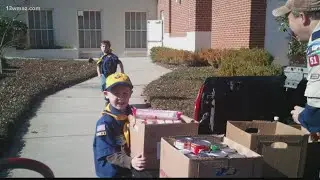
[96,40,124,103]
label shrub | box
[150,46,277,73]
[0,17,28,50]
[215,48,280,76]
[150,46,171,63]
[236,48,274,66]
[216,56,282,76]
[196,48,232,67]
[160,66,217,81]
[150,46,206,66]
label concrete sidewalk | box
[6,57,171,178]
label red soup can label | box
[174,137,193,150]
[191,142,209,155]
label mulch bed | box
[143,65,217,117]
[0,59,97,156]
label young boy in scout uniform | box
[273,0,320,133]
[96,40,124,103]
[93,72,145,178]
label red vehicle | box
[193,66,319,179]
[193,68,308,134]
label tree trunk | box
[0,55,2,74]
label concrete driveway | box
[4,57,171,178]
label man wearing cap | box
[273,0,320,133]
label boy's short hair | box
[101,40,111,47]
[105,72,133,91]
[272,0,320,17]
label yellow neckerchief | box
[102,103,130,148]
[96,50,113,65]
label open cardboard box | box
[226,120,309,178]
[129,115,199,170]
[159,134,263,178]
[290,124,320,179]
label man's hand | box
[131,154,146,171]
[310,132,320,142]
[290,106,305,124]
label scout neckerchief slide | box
[102,103,130,148]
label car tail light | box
[194,84,205,121]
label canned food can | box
[228,153,246,158]
[198,152,209,157]
[197,140,212,147]
[199,149,211,154]
[221,147,237,154]
[210,144,220,152]
[184,137,194,141]
[206,151,228,158]
[174,137,193,150]
[175,140,186,150]
[191,142,209,155]
[185,138,193,150]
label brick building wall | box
[157,0,212,37]
[157,0,170,33]
[211,0,266,49]
[250,0,266,48]
[195,0,212,32]
[170,0,189,36]
[156,0,287,65]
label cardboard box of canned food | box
[129,114,199,170]
[226,120,309,178]
[159,135,263,178]
[290,124,320,179]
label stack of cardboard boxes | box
[129,109,318,178]
[226,121,309,178]
[129,114,198,169]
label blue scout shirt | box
[97,52,120,77]
[93,104,132,178]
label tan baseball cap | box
[272,0,320,17]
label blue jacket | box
[93,104,132,178]
[97,53,120,76]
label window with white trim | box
[78,10,101,48]
[28,10,54,48]
[125,12,147,49]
